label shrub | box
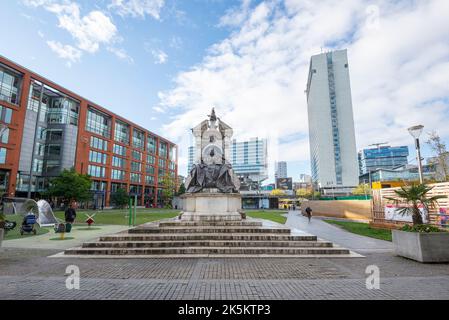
[401,224,445,233]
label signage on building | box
[276,178,292,190]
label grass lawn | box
[324,219,392,242]
[245,210,288,224]
[54,208,181,226]
[2,208,180,240]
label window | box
[0,147,7,164]
[44,160,60,173]
[89,150,107,164]
[114,121,129,144]
[0,105,13,124]
[132,129,144,150]
[86,108,111,137]
[146,165,155,175]
[159,141,167,158]
[130,173,141,183]
[0,128,9,143]
[145,175,155,185]
[132,150,142,161]
[88,165,105,178]
[131,161,141,172]
[113,144,126,156]
[91,181,106,191]
[111,183,127,193]
[112,156,126,168]
[147,155,155,164]
[90,136,108,151]
[45,145,61,157]
[158,158,166,168]
[111,169,125,180]
[33,159,43,173]
[169,161,176,171]
[147,136,156,154]
[0,64,22,105]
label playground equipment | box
[54,222,72,240]
[85,213,96,228]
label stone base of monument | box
[180,191,242,222]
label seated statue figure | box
[186,160,239,193]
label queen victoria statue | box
[185,108,240,193]
[181,108,242,221]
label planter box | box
[392,229,449,263]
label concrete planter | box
[392,229,449,263]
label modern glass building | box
[358,146,409,175]
[187,137,268,183]
[230,138,268,183]
[306,49,359,190]
[0,55,177,208]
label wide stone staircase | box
[63,219,357,257]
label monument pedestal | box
[180,192,242,221]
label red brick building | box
[0,55,177,207]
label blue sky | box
[2,0,449,184]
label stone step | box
[129,226,291,234]
[65,246,350,256]
[83,240,333,248]
[100,233,318,242]
[158,220,263,227]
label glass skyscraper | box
[358,146,409,175]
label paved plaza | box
[1,212,449,300]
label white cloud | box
[107,47,134,64]
[158,0,449,178]
[151,49,168,64]
[46,40,82,66]
[152,106,165,113]
[23,0,118,63]
[108,0,165,19]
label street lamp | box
[408,125,424,184]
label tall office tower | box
[359,145,409,175]
[231,137,268,183]
[306,49,359,191]
[187,145,195,174]
[274,161,287,180]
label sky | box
[1,0,449,184]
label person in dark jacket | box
[305,207,312,222]
[65,201,77,224]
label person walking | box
[65,201,77,224]
[305,206,312,223]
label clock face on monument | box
[202,144,223,165]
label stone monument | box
[181,108,242,221]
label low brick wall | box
[302,200,372,221]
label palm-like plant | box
[385,184,446,225]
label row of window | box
[0,65,22,105]
[91,166,174,184]
[85,108,174,159]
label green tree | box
[296,188,312,199]
[47,169,91,203]
[110,188,129,209]
[177,183,186,196]
[385,184,446,225]
[426,131,449,181]
[352,183,370,196]
[160,172,176,208]
[271,189,286,197]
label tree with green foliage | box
[296,188,313,199]
[271,189,286,197]
[160,172,176,208]
[47,169,91,203]
[352,183,370,196]
[385,184,446,225]
[110,188,129,209]
[177,183,186,196]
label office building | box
[0,55,177,207]
[358,145,409,175]
[274,161,287,180]
[306,49,358,191]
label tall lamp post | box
[408,125,424,184]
